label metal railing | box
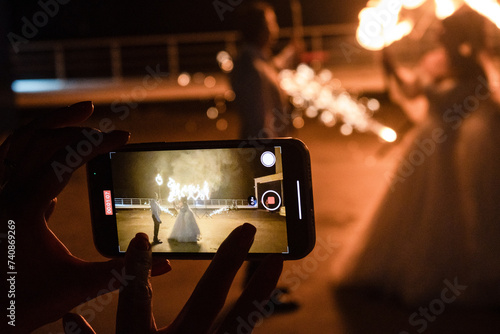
[114,198,253,209]
[10,23,500,89]
[10,24,371,81]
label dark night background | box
[7,0,367,40]
[110,148,276,199]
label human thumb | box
[116,233,155,334]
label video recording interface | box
[106,146,289,254]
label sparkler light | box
[375,124,398,142]
[155,173,163,186]
[279,64,397,142]
[167,177,210,202]
[208,207,229,217]
[159,205,175,217]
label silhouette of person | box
[150,197,163,243]
[231,1,301,313]
[334,5,500,306]
[231,1,300,139]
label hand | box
[63,224,284,334]
[0,101,170,333]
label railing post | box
[311,30,323,71]
[225,32,238,57]
[167,37,179,78]
[110,41,123,80]
[54,43,66,79]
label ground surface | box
[116,208,287,253]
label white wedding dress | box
[333,56,500,306]
[169,204,201,242]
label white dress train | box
[169,205,201,242]
[333,68,500,306]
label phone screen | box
[105,146,290,254]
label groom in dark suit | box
[150,198,163,244]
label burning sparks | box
[159,204,175,217]
[357,0,500,50]
[279,64,397,142]
[167,177,210,202]
[209,207,229,217]
[375,124,398,142]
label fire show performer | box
[334,5,500,306]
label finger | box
[1,127,84,183]
[28,101,95,130]
[14,127,97,169]
[215,255,283,334]
[1,101,95,182]
[117,233,159,334]
[0,132,11,156]
[152,257,172,277]
[1,127,128,205]
[19,129,129,215]
[0,136,11,189]
[16,126,129,179]
[44,198,57,221]
[71,258,125,300]
[167,223,256,334]
[62,313,96,334]
[3,101,95,163]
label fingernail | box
[62,313,75,324]
[152,259,172,276]
[241,223,256,235]
[106,130,131,140]
[131,233,150,251]
[62,313,89,329]
[237,223,256,247]
[70,100,93,110]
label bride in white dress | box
[334,5,500,306]
[169,198,201,243]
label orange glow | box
[403,0,427,9]
[464,0,500,28]
[356,0,414,50]
[206,107,218,120]
[379,126,398,142]
[204,76,216,88]
[216,118,228,131]
[435,0,457,18]
[177,72,191,86]
[293,116,305,129]
[357,0,500,50]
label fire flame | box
[357,0,500,50]
[465,0,500,28]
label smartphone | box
[87,138,315,260]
